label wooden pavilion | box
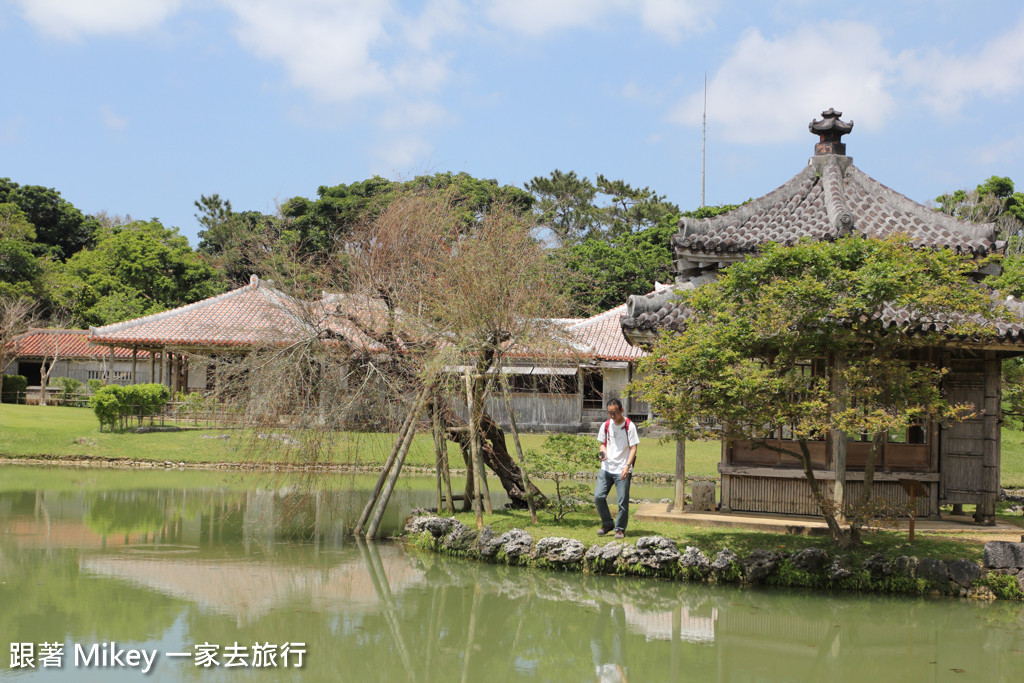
[621,109,1024,524]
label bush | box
[527,433,597,521]
[1,375,27,404]
[86,379,104,394]
[50,377,85,406]
[89,383,171,431]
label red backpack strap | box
[603,419,611,438]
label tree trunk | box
[849,431,882,545]
[472,372,493,517]
[499,374,537,524]
[797,439,851,546]
[435,394,546,508]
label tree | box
[525,170,600,246]
[281,172,533,259]
[0,295,37,380]
[0,203,45,299]
[51,220,227,326]
[0,178,98,259]
[595,174,680,239]
[632,236,1001,546]
[555,203,741,315]
[195,194,284,286]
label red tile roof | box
[10,329,150,359]
[89,276,385,352]
[565,284,671,361]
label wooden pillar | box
[979,354,1001,525]
[673,438,686,513]
[830,352,848,521]
[149,351,155,385]
[159,348,167,385]
[131,347,138,384]
[108,345,115,383]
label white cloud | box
[897,14,1024,116]
[100,105,128,131]
[671,22,898,144]
[223,0,463,103]
[12,0,182,40]
[371,135,435,174]
[485,0,714,39]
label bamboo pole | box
[433,399,455,513]
[499,373,537,523]
[354,399,420,535]
[365,389,432,539]
[465,369,484,526]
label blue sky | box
[2,0,1023,246]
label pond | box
[2,466,1023,681]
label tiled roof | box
[90,276,386,353]
[673,157,999,257]
[566,284,673,361]
[9,329,151,359]
[621,280,1024,344]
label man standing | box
[595,398,639,539]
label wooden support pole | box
[149,351,155,384]
[131,347,138,384]
[673,438,686,513]
[830,352,848,522]
[472,372,493,519]
[365,389,432,539]
[433,398,455,514]
[354,402,420,535]
[980,355,1001,525]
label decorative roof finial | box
[809,108,853,156]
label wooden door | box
[940,363,986,505]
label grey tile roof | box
[673,156,999,257]
[622,152,1016,343]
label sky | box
[2,0,1024,247]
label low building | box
[3,329,151,398]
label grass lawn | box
[2,403,1023,488]
[438,508,997,563]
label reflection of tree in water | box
[84,492,170,536]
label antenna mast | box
[701,73,706,208]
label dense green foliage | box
[89,383,172,431]
[51,220,226,325]
[1,374,26,403]
[0,178,99,259]
[555,203,741,315]
[526,434,596,521]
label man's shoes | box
[614,530,625,539]
[597,526,614,536]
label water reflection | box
[1,467,1024,682]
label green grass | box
[442,508,991,562]
[2,403,1023,488]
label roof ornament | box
[250,274,259,288]
[809,108,853,156]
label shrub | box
[89,383,171,431]
[86,379,104,394]
[527,433,597,521]
[50,377,85,406]
[1,375,27,404]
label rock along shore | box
[404,514,1024,601]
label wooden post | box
[980,355,1001,525]
[355,402,419,535]
[673,438,686,513]
[830,352,848,522]
[131,347,138,384]
[149,350,155,384]
[433,398,455,513]
[108,345,115,383]
[159,348,167,385]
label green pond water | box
[2,466,1024,682]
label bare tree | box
[0,296,38,386]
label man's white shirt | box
[596,419,639,473]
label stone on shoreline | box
[533,537,586,564]
[983,541,1024,569]
[496,529,534,559]
[743,550,782,584]
[679,546,711,577]
[790,547,828,573]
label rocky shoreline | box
[405,514,1024,601]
